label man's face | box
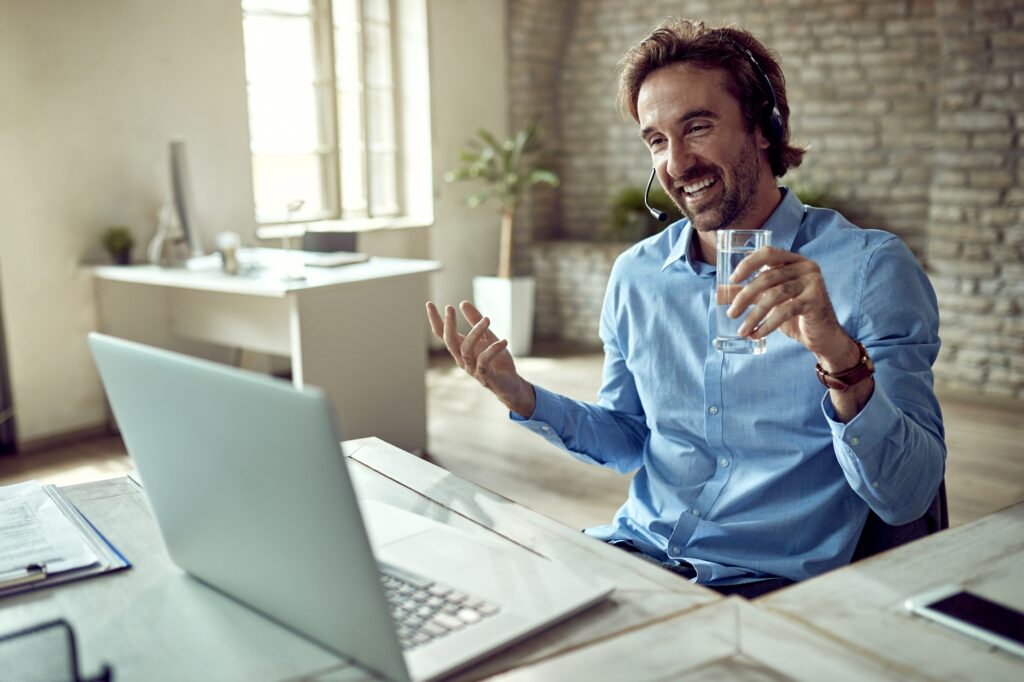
[637,63,768,233]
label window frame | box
[242,0,421,227]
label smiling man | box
[637,67,770,239]
[426,20,945,597]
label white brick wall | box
[929,0,1024,399]
[531,241,628,345]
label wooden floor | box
[1,344,1021,531]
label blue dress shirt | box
[513,188,945,585]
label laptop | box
[88,333,612,682]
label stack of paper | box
[0,481,129,597]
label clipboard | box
[0,484,130,599]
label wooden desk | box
[490,597,927,681]
[0,438,719,681]
[93,253,440,453]
[762,502,1024,681]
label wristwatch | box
[816,341,874,392]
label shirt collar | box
[660,186,805,272]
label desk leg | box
[290,275,429,453]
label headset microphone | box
[644,167,668,222]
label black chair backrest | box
[852,480,948,562]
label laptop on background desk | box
[88,333,612,682]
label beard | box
[672,136,763,233]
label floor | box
[1,344,1021,532]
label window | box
[241,0,430,225]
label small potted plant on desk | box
[444,118,558,356]
[101,226,135,265]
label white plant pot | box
[472,276,535,357]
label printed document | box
[0,480,97,577]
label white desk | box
[93,252,440,453]
[762,502,1024,681]
[6,438,1020,680]
[0,438,720,681]
[492,597,927,681]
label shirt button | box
[708,406,719,415]
[671,546,680,554]
[541,426,550,432]
[691,509,700,517]
[872,481,880,488]
[720,458,729,468]
[850,436,860,446]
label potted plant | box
[608,185,675,242]
[101,226,135,265]
[444,118,558,355]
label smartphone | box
[904,585,1024,658]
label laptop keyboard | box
[379,566,500,651]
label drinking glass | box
[714,229,772,354]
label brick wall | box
[531,240,628,345]
[927,0,1024,398]
[506,0,576,276]
[507,0,1023,399]
[556,0,939,252]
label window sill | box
[256,216,433,241]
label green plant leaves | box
[445,117,558,214]
[607,185,674,242]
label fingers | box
[736,278,803,335]
[730,246,802,283]
[459,300,500,345]
[728,257,831,340]
[442,305,466,368]
[425,301,444,340]
[475,338,509,377]
[745,297,808,339]
[459,300,484,325]
[728,260,815,317]
[430,301,511,383]
[460,316,491,367]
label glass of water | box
[714,229,772,354]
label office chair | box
[851,480,949,562]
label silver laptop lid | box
[88,333,410,682]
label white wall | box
[426,0,508,330]
[0,0,511,445]
[0,0,255,442]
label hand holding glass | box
[715,230,772,354]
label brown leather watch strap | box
[816,341,874,392]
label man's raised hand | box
[425,300,536,417]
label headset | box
[731,41,784,144]
[644,40,783,222]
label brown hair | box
[617,19,805,177]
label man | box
[426,20,945,597]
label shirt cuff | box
[509,384,567,448]
[821,384,900,461]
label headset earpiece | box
[731,41,784,145]
[766,106,784,144]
